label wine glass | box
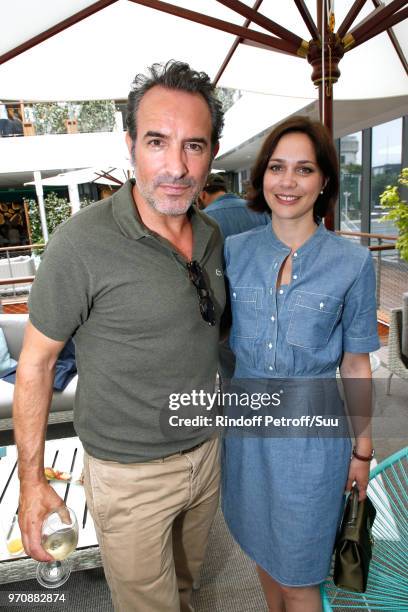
[36,506,78,588]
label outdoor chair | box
[386,307,408,395]
[322,446,408,611]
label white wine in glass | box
[36,507,78,588]
[42,527,78,561]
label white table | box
[0,437,101,584]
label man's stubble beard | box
[133,165,202,218]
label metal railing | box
[1,236,406,321]
[337,231,407,321]
[0,244,45,298]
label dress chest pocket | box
[286,291,342,349]
[230,287,262,339]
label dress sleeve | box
[28,230,92,341]
[342,251,380,353]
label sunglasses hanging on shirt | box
[187,260,216,327]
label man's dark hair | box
[126,60,224,152]
[203,173,227,194]
[248,116,339,221]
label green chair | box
[322,446,408,611]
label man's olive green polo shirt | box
[29,180,225,462]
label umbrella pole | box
[309,0,339,230]
[33,171,49,244]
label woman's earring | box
[320,189,324,194]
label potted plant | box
[380,168,408,262]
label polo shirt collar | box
[111,179,215,260]
[191,207,216,262]
[112,179,149,240]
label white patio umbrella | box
[24,165,130,238]
[0,1,406,104]
[0,0,407,229]
[25,166,130,188]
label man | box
[201,174,270,380]
[13,61,225,612]
[200,173,269,238]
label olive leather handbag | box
[333,486,376,592]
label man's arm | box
[13,321,66,561]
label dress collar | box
[264,220,328,256]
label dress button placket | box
[267,278,278,374]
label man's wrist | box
[19,471,48,487]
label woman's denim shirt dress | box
[224,222,380,379]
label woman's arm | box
[340,351,374,500]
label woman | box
[222,116,379,612]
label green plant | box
[31,100,115,135]
[380,168,408,261]
[80,197,96,209]
[32,103,72,135]
[26,192,71,243]
[77,100,115,133]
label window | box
[339,132,362,232]
[371,118,402,236]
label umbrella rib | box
[337,0,368,39]
[127,0,300,56]
[371,0,408,76]
[293,0,319,40]
[346,0,407,44]
[345,5,408,52]
[93,170,124,185]
[213,0,264,86]
[0,0,119,66]
[215,0,306,48]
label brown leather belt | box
[179,439,207,455]
[161,436,215,461]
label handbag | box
[333,485,376,593]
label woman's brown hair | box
[247,116,339,221]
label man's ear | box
[125,132,133,156]
[200,191,208,205]
[212,142,220,159]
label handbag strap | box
[347,487,360,526]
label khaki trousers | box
[83,436,220,612]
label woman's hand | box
[346,457,370,501]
